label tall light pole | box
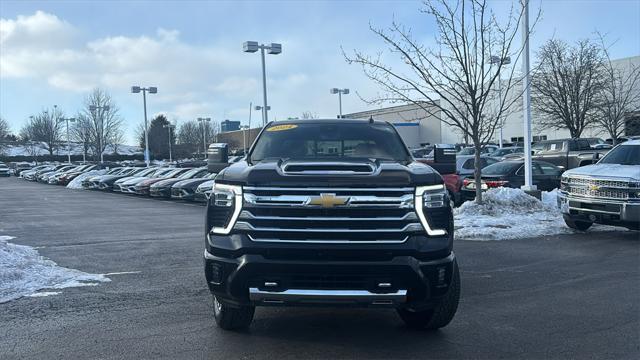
[489,56,511,148]
[243,41,282,126]
[163,122,175,163]
[330,88,349,118]
[197,117,211,158]
[521,0,535,191]
[89,105,110,164]
[58,117,76,163]
[131,86,158,167]
[254,105,270,125]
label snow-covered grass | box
[66,169,107,189]
[454,188,624,241]
[0,235,110,303]
[1,142,142,157]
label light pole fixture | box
[488,56,511,148]
[58,117,76,163]
[520,0,534,192]
[89,104,110,164]
[163,122,176,163]
[243,41,282,126]
[131,86,158,166]
[197,117,211,158]
[330,88,350,118]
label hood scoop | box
[281,161,377,175]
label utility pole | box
[59,117,76,163]
[197,117,211,159]
[163,123,175,163]
[243,41,282,126]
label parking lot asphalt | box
[0,177,638,359]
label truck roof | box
[267,118,390,126]
[622,139,640,145]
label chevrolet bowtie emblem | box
[308,193,349,208]
[589,184,600,191]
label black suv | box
[204,119,459,330]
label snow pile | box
[66,170,107,189]
[454,188,573,240]
[0,235,110,303]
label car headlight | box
[414,184,448,236]
[210,183,242,235]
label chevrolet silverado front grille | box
[562,176,632,200]
[236,187,419,243]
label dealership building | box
[343,55,640,148]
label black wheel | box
[397,261,460,330]
[212,295,255,330]
[563,215,593,231]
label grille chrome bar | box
[243,186,414,192]
[238,210,418,222]
[234,221,423,233]
[249,287,407,305]
[244,193,414,207]
[247,234,409,244]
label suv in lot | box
[204,119,459,330]
[559,140,640,231]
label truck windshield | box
[250,122,411,162]
[598,144,640,165]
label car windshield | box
[164,169,186,178]
[482,161,521,175]
[250,122,411,162]
[177,168,204,179]
[598,144,640,165]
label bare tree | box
[80,88,124,161]
[532,39,605,138]
[178,120,203,156]
[19,108,63,155]
[344,0,535,203]
[595,35,640,144]
[0,117,10,139]
[70,115,93,160]
[19,122,42,161]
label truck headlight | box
[414,184,448,236]
[210,183,242,235]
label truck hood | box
[564,163,640,180]
[216,159,440,187]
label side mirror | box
[592,152,601,162]
[557,166,566,172]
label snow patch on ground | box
[454,188,624,241]
[0,235,109,303]
[27,291,61,298]
[66,170,107,189]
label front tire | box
[563,215,593,231]
[212,296,255,330]
[397,261,460,330]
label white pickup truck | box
[558,139,640,231]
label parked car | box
[533,138,609,170]
[20,165,52,180]
[37,165,76,183]
[83,167,135,189]
[133,168,189,195]
[460,160,564,202]
[110,167,162,192]
[11,162,33,176]
[194,179,215,202]
[56,165,98,186]
[0,163,11,177]
[171,172,217,201]
[115,167,172,193]
[456,155,499,179]
[457,145,499,156]
[97,167,156,191]
[488,147,524,160]
[150,167,209,198]
[558,139,640,231]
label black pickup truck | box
[204,119,459,330]
[533,138,609,170]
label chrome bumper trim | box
[249,288,407,305]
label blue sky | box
[1,0,639,145]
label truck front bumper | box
[204,234,456,310]
[558,192,640,227]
